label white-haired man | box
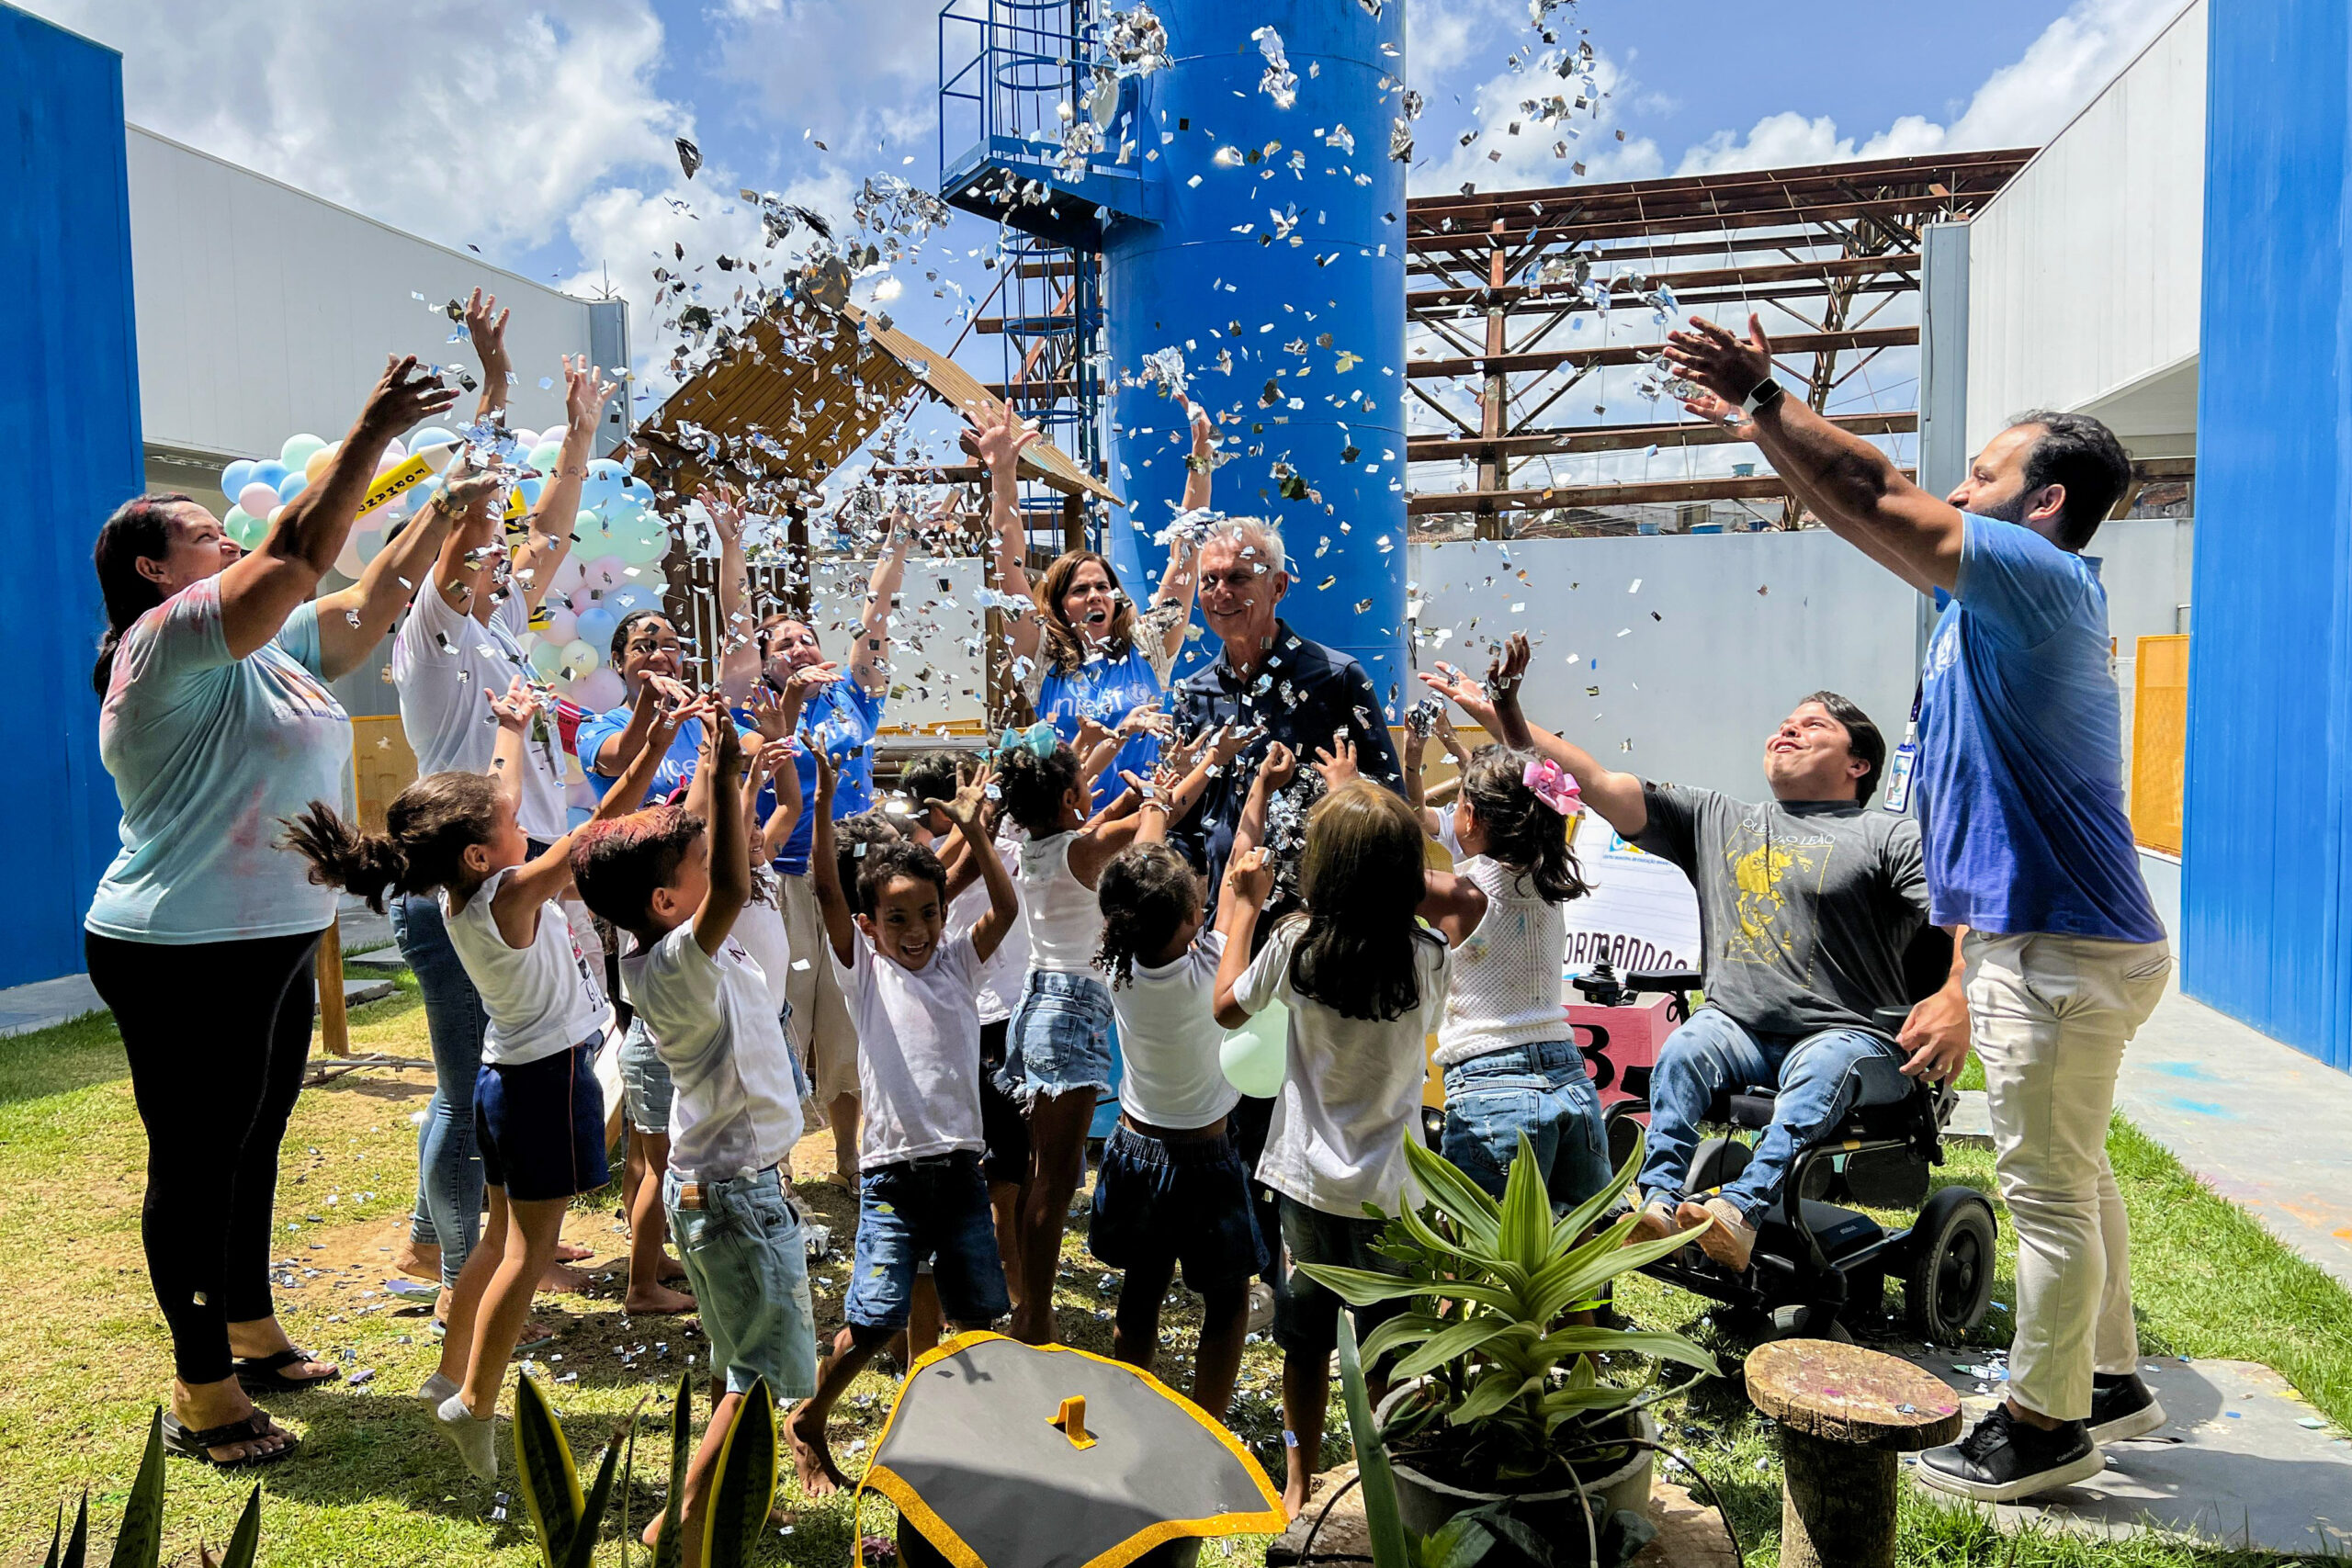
[1169,518,1403,903]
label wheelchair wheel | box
[1604,1107,1645,1179]
[1905,1187,1996,1341]
[1689,1135,1751,1195]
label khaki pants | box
[1964,930,2171,1422]
[778,871,859,1104]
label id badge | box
[1882,740,1918,815]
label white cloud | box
[21,0,688,257]
[1412,46,1659,197]
[1675,0,2184,175]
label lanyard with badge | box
[1882,676,1922,815]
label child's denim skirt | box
[1001,968,1114,1100]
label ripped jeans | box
[1636,1007,1910,1224]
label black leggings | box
[86,927,323,1385]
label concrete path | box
[2117,983,2352,1290]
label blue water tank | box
[1096,0,1409,708]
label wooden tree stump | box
[1745,1339,1962,1568]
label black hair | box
[1094,842,1203,988]
[1456,746,1591,904]
[569,806,707,935]
[856,838,948,918]
[91,493,196,697]
[835,809,907,916]
[2008,410,2132,551]
[279,772,505,913]
[992,743,1082,836]
[898,749,969,810]
[1800,690,1887,805]
[611,607,674,666]
[1290,780,1432,1021]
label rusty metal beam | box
[1408,411,1916,464]
[1406,254,1921,310]
[1410,196,1966,255]
[1408,468,1917,515]
[1405,149,2033,230]
[1407,325,1917,381]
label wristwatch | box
[1741,377,1785,416]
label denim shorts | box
[845,1153,1010,1345]
[1090,1122,1269,1294]
[1440,1040,1613,1209]
[1002,970,1114,1100]
[663,1166,819,1399]
[617,1017,674,1134]
[1272,1196,1409,1359]
[475,1035,609,1202]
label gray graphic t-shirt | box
[1632,784,1930,1039]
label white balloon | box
[567,666,624,714]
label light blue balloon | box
[220,459,255,503]
[575,606,618,649]
[410,425,458,453]
[276,471,309,504]
[250,460,288,492]
[578,457,627,513]
[603,583,660,616]
[518,476,544,508]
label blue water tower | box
[940,0,1410,707]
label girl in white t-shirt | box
[1084,745,1297,1420]
[1212,777,1452,1518]
[285,679,684,1481]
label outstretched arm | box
[691,716,752,956]
[310,468,491,679]
[934,771,1017,961]
[1420,653,1648,839]
[705,485,763,702]
[465,289,512,425]
[808,756,855,964]
[973,408,1046,666]
[1663,314,1962,594]
[512,357,616,618]
[849,512,910,694]
[1211,848,1273,1028]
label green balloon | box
[1220,998,1289,1098]
[526,636,566,679]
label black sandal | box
[163,1412,300,1469]
[232,1347,342,1393]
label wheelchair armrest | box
[1627,969,1703,995]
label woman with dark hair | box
[85,357,459,1467]
[977,404,1213,806]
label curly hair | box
[1094,842,1202,989]
[835,809,907,916]
[1290,781,1433,1021]
[1456,746,1590,904]
[856,838,948,917]
[1036,550,1139,676]
[897,748,970,809]
[279,772,504,912]
[568,807,707,934]
[991,742,1082,836]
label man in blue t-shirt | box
[1666,315,2171,1504]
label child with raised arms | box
[569,713,815,1560]
[786,756,1019,1495]
[283,676,684,1480]
[1212,779,1453,1518]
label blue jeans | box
[1002,970,1114,1100]
[1440,1041,1612,1210]
[844,1153,1010,1345]
[391,893,488,1291]
[1637,1008,1911,1224]
[665,1167,818,1398]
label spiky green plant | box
[40,1410,262,1568]
[1301,1128,1715,1487]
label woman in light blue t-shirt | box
[83,359,464,1470]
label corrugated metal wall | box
[2183,0,2352,1071]
[0,6,147,987]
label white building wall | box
[1965,0,2205,455]
[125,126,616,467]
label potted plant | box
[1301,1129,1715,1555]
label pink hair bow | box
[1523,757,1583,816]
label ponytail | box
[90,494,192,697]
[1457,746,1590,905]
[278,770,505,911]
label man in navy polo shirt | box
[1666,315,2172,1503]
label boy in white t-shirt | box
[571,716,814,1561]
[785,760,1018,1498]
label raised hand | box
[706,705,747,778]
[360,355,458,437]
[441,458,506,518]
[1487,632,1531,701]
[697,483,745,549]
[1187,401,1218,467]
[746,682,791,741]
[464,288,511,378]
[1116,704,1174,741]
[1224,844,1273,906]
[929,767,993,834]
[1210,719,1265,767]
[971,406,1043,476]
[1660,312,1776,406]
[1680,389,1758,437]
[1419,660,1499,731]
[754,738,798,782]
[488,675,538,732]
[1312,730,1360,788]
[1260,740,1297,791]
[564,355,617,434]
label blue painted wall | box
[0,6,141,987]
[2182,0,2352,1070]
[1100,0,1410,705]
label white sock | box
[436,1393,498,1481]
[419,1372,459,1405]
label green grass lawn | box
[3,986,2347,1567]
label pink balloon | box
[585,554,628,593]
[567,666,625,713]
[539,607,579,645]
[548,553,589,596]
[237,482,281,517]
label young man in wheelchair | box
[1427,643,1972,1273]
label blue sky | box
[25,0,2187,465]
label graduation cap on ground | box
[860,1332,1286,1568]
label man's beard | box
[1973,489,2032,525]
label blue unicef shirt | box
[577,705,706,803]
[1025,599,1185,810]
[753,677,886,875]
[1913,514,2165,943]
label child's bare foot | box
[624,1282,695,1315]
[395,1235,441,1283]
[536,1261,593,1295]
[1281,1474,1313,1521]
[786,1405,848,1497]
[657,1254,691,1285]
[553,1241,593,1264]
